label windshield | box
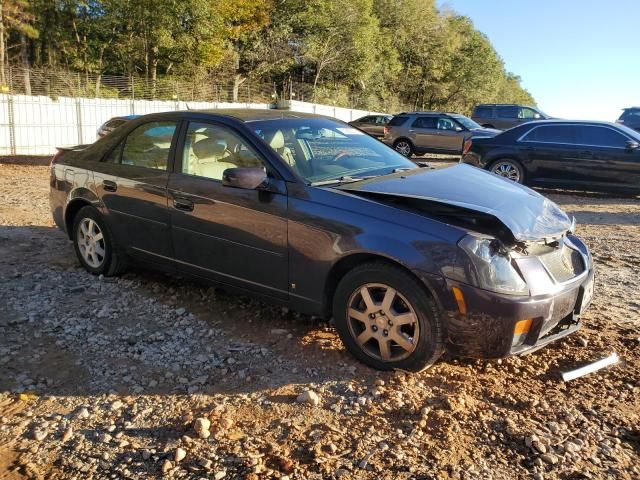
[249,118,417,183]
[452,115,482,130]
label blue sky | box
[438,0,640,121]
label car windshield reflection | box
[250,118,417,184]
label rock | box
[214,471,226,480]
[565,441,581,453]
[33,430,48,441]
[540,453,559,465]
[176,307,186,316]
[174,447,187,462]
[577,337,589,347]
[296,390,320,406]
[193,417,211,439]
[277,456,294,474]
[61,426,73,442]
[533,441,547,454]
[161,460,173,474]
[110,400,124,411]
[218,417,233,430]
[525,435,539,448]
[142,450,151,460]
[270,328,288,335]
[75,407,90,419]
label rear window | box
[388,116,410,127]
[521,125,576,143]
[473,106,492,118]
[412,117,436,129]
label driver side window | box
[437,118,456,131]
[181,122,264,181]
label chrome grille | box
[540,244,585,283]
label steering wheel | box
[329,150,352,163]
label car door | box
[167,120,289,299]
[434,117,465,152]
[352,116,375,135]
[409,116,438,151]
[518,124,582,185]
[91,120,179,258]
[574,125,640,190]
[495,106,519,130]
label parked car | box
[616,107,640,132]
[349,114,393,137]
[461,120,640,193]
[97,115,139,138]
[50,110,594,371]
[471,104,551,130]
[383,112,500,157]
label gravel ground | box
[0,162,638,480]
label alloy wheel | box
[491,161,521,182]
[395,141,411,157]
[346,283,419,362]
[77,218,106,268]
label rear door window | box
[576,126,628,148]
[412,117,436,129]
[388,116,409,127]
[521,125,576,144]
[473,106,492,118]
[496,106,519,119]
[120,122,178,170]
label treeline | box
[1,0,534,112]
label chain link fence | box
[0,67,380,156]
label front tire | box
[393,139,414,157]
[489,158,525,184]
[72,205,125,276]
[333,262,444,371]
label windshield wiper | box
[310,175,376,186]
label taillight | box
[462,138,473,155]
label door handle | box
[103,180,118,192]
[173,197,194,212]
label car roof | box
[395,111,459,116]
[520,119,622,127]
[194,108,336,122]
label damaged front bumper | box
[442,266,595,359]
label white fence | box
[0,94,384,156]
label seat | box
[267,130,296,167]
[191,137,237,180]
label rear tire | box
[393,139,414,158]
[72,205,126,276]
[332,262,444,371]
[489,158,525,184]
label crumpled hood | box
[338,164,572,242]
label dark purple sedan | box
[50,110,594,371]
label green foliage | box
[2,0,534,110]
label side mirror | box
[625,140,640,151]
[222,167,268,190]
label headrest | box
[193,137,227,159]
[268,130,285,150]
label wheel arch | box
[323,252,440,319]
[64,190,101,239]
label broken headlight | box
[457,234,529,296]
